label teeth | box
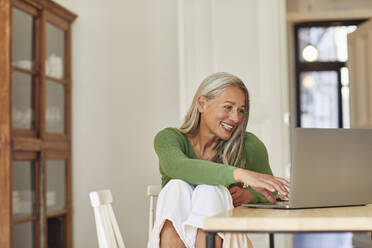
[221,122,233,130]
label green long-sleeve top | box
[154,127,274,203]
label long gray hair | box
[179,72,250,168]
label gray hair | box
[179,72,250,168]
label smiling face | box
[198,86,246,141]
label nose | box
[230,110,240,124]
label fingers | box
[229,186,239,195]
[262,175,289,196]
[255,188,276,204]
[272,180,288,195]
[268,180,288,196]
[232,195,243,207]
[229,186,241,201]
[276,177,291,188]
[233,200,242,207]
[252,179,276,193]
[240,170,290,197]
[255,178,288,197]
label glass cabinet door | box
[47,215,66,248]
[46,23,64,80]
[12,222,36,248]
[46,159,66,212]
[12,152,39,248]
[46,80,65,134]
[12,160,36,218]
[12,8,36,70]
[46,156,68,248]
[12,71,35,130]
[11,7,37,131]
[45,22,66,134]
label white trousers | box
[147,179,253,248]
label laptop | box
[243,128,372,209]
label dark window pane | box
[300,71,339,128]
[48,216,65,248]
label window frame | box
[294,19,366,128]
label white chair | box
[147,185,162,239]
[89,190,126,248]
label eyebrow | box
[224,101,245,108]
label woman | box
[148,72,289,248]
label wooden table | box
[203,204,372,248]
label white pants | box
[147,179,253,248]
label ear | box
[196,95,207,113]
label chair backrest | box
[147,185,161,239]
[89,190,126,248]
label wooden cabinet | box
[0,0,76,247]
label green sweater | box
[154,127,274,203]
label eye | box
[224,105,232,110]
[238,109,245,114]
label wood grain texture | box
[12,65,38,75]
[13,0,38,15]
[204,205,372,232]
[13,136,42,151]
[5,1,76,247]
[12,129,37,138]
[22,0,77,22]
[65,24,72,248]
[0,0,12,247]
[36,0,76,22]
[46,209,67,218]
[45,10,68,30]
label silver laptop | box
[243,128,372,209]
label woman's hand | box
[233,168,290,202]
[229,186,253,207]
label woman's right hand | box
[233,168,290,203]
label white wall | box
[54,0,290,247]
[54,0,179,247]
[178,1,291,247]
[178,0,290,179]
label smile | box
[221,122,234,131]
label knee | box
[166,179,191,189]
[164,179,193,192]
[159,179,194,200]
[191,185,231,215]
[193,184,226,201]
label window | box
[294,20,366,128]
